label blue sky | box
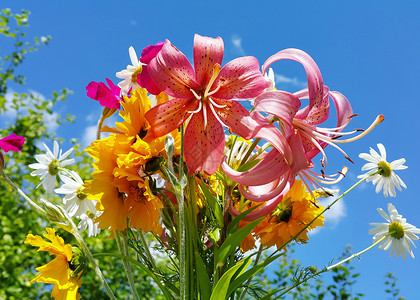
[3,1,420,298]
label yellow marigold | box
[24,228,82,300]
[84,135,130,231]
[85,88,179,233]
[254,180,324,250]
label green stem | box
[276,175,371,252]
[138,230,159,273]
[0,170,45,214]
[115,231,141,300]
[178,123,187,300]
[96,111,106,140]
[238,244,264,300]
[274,235,388,299]
[61,208,116,300]
[93,253,174,300]
[240,138,261,165]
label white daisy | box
[264,67,276,91]
[78,212,101,237]
[28,141,74,193]
[54,170,96,217]
[357,143,407,197]
[369,203,420,259]
[116,46,145,96]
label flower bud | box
[0,151,4,171]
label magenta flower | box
[86,78,122,109]
[144,34,269,174]
[0,133,25,153]
[138,42,164,95]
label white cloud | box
[274,74,306,88]
[231,35,245,55]
[318,193,346,226]
[2,91,18,121]
[1,89,59,131]
[81,125,97,148]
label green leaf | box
[200,178,223,228]
[195,251,211,300]
[210,259,248,300]
[217,217,263,266]
[226,204,262,236]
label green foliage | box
[0,9,159,299]
[384,272,404,300]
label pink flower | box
[0,133,25,153]
[223,49,383,220]
[144,34,269,174]
[86,78,122,109]
[138,42,164,95]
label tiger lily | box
[144,34,270,174]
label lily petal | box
[184,112,225,174]
[213,56,268,100]
[262,49,324,119]
[330,91,353,129]
[145,98,196,137]
[193,34,224,88]
[253,90,301,130]
[148,40,200,98]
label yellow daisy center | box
[76,186,87,201]
[131,66,143,83]
[48,159,60,175]
[378,161,392,177]
[388,221,405,239]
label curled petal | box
[253,90,301,130]
[213,56,268,100]
[148,40,200,98]
[193,34,224,87]
[221,150,289,186]
[329,90,353,129]
[294,86,330,125]
[263,49,324,119]
[239,174,290,202]
[229,176,295,221]
[184,112,225,174]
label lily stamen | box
[203,64,221,99]
[190,88,202,100]
[208,97,227,109]
[187,101,202,114]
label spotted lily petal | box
[145,98,196,137]
[184,112,225,174]
[212,56,268,100]
[148,40,199,98]
[193,34,224,88]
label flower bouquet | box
[1,34,418,299]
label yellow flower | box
[24,228,82,300]
[254,180,324,250]
[84,135,130,231]
[85,88,180,234]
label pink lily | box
[0,133,25,153]
[86,78,122,109]
[223,49,382,220]
[144,34,270,174]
